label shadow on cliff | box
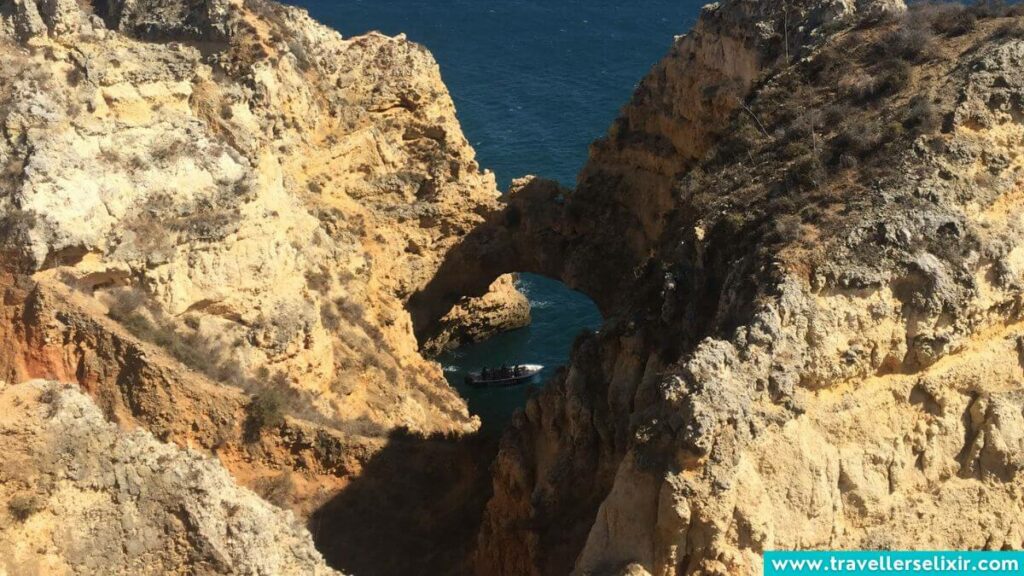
[309,427,500,576]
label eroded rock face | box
[0,0,528,437]
[0,1,536,570]
[423,274,532,356]
[474,2,1024,575]
[0,380,338,575]
[0,275,377,520]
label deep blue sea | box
[286,0,702,431]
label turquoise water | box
[286,0,703,430]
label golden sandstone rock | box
[473,2,1024,574]
[2,0,1024,573]
[0,0,527,570]
[0,381,339,575]
[0,0,528,437]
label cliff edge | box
[0,0,528,438]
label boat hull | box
[465,365,543,389]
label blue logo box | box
[765,551,1024,575]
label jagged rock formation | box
[0,0,528,438]
[0,274,379,517]
[460,1,1024,575]
[0,380,338,575]
[0,0,532,572]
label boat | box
[465,364,543,388]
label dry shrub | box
[8,494,43,521]
[769,213,804,245]
[803,47,841,83]
[320,303,342,331]
[831,122,886,162]
[910,2,972,35]
[38,383,65,419]
[902,96,942,132]
[305,269,331,293]
[786,155,826,190]
[909,0,1023,37]
[0,209,40,272]
[244,387,285,442]
[108,289,252,385]
[931,7,978,35]
[823,104,855,127]
[843,60,912,103]
[108,289,339,438]
[254,472,295,507]
[712,119,764,163]
[783,141,813,160]
[870,26,937,62]
[991,19,1024,39]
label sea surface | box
[286,0,703,431]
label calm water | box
[287,0,702,430]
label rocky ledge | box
[0,380,338,575]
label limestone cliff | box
[0,0,532,571]
[0,0,528,439]
[3,0,1024,574]
[0,380,337,575]
[464,2,1024,575]
[0,274,378,518]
